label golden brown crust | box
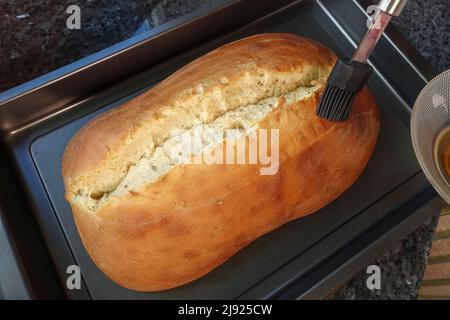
[62,33,336,200]
[63,34,379,291]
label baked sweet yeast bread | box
[62,33,379,291]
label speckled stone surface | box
[0,0,223,93]
[393,0,450,73]
[333,220,439,300]
[1,0,448,91]
[1,0,449,300]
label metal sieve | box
[411,69,450,204]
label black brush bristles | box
[316,59,373,122]
[317,85,357,122]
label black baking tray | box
[0,0,440,299]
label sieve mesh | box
[411,69,450,203]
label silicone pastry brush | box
[316,0,408,122]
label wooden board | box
[420,210,450,299]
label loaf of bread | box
[62,33,379,291]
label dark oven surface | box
[1,0,437,299]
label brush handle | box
[352,0,408,63]
[378,0,408,17]
[352,11,392,63]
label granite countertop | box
[0,0,224,93]
[1,0,448,93]
[393,0,450,73]
[1,0,450,299]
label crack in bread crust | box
[62,34,337,213]
[75,83,323,212]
